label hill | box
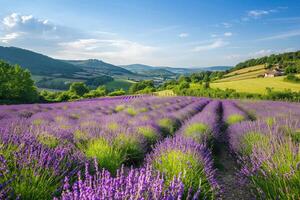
[0,46,82,76]
[210,75,300,94]
[122,64,232,76]
[121,64,176,77]
[230,50,300,73]
[66,59,134,76]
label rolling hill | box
[65,59,133,76]
[0,46,82,76]
[122,64,232,76]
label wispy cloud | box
[178,33,189,38]
[57,38,159,64]
[224,32,233,37]
[0,32,23,43]
[258,29,300,41]
[247,9,275,18]
[193,39,228,52]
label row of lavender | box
[0,96,221,199]
[58,99,223,199]
[225,100,300,199]
[1,96,299,199]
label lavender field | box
[0,96,299,200]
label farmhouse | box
[264,68,284,78]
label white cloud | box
[251,49,273,57]
[224,32,233,37]
[0,32,23,43]
[2,13,55,32]
[193,39,228,52]
[211,34,218,38]
[222,22,232,28]
[57,38,159,64]
[247,9,277,18]
[259,29,300,41]
[178,33,189,38]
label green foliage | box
[114,104,126,112]
[36,77,70,90]
[250,142,300,199]
[240,132,270,155]
[113,134,144,164]
[0,143,63,200]
[158,118,179,136]
[285,66,299,74]
[153,150,212,198]
[69,82,89,96]
[0,60,39,103]
[85,75,113,87]
[178,81,190,90]
[108,89,125,96]
[80,137,125,174]
[37,133,59,148]
[226,114,245,125]
[284,74,300,83]
[136,126,159,144]
[129,80,155,94]
[83,86,107,98]
[126,107,138,116]
[233,50,300,72]
[173,84,300,102]
[184,123,210,142]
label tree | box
[0,61,38,103]
[69,82,89,96]
[129,80,155,94]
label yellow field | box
[211,75,300,94]
[216,65,267,82]
[155,90,176,96]
[225,64,265,77]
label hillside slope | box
[0,46,82,76]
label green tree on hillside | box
[0,60,38,103]
[69,82,89,96]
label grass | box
[153,150,212,198]
[224,65,265,77]
[240,132,270,156]
[226,114,245,125]
[80,137,125,173]
[184,123,210,142]
[37,133,59,148]
[211,75,300,94]
[104,79,135,92]
[158,118,179,136]
[136,126,159,144]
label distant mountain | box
[121,64,176,77]
[65,59,133,76]
[0,46,82,76]
[122,64,232,75]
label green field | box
[104,79,136,91]
[211,75,300,94]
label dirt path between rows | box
[214,142,255,200]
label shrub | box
[152,149,210,197]
[113,134,144,164]
[37,133,59,148]
[226,114,245,125]
[158,118,179,136]
[240,132,270,155]
[80,137,125,173]
[136,126,159,144]
[184,123,210,142]
[108,89,125,96]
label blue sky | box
[0,0,300,67]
